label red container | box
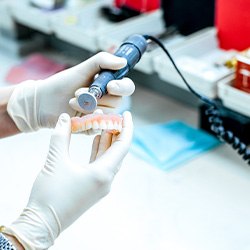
[216,0,250,51]
[234,55,250,93]
[114,0,160,13]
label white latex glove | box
[4,111,133,250]
[7,52,135,132]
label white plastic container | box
[153,28,235,98]
[52,0,151,52]
[9,0,55,34]
[9,1,98,35]
[218,74,250,117]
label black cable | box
[143,34,250,165]
[143,35,216,107]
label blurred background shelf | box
[51,0,115,51]
[1,1,235,101]
[51,3,165,54]
[153,28,235,98]
[0,0,248,114]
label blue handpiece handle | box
[89,34,148,97]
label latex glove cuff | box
[7,80,40,132]
[4,207,61,250]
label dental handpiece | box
[77,34,148,112]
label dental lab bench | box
[1,69,250,250]
[1,2,250,248]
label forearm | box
[3,233,24,250]
[0,86,20,138]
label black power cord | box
[143,34,250,165]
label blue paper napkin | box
[131,120,221,171]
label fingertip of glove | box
[117,57,127,66]
[60,113,70,120]
[58,113,70,125]
[55,113,71,138]
[107,78,135,96]
[121,111,133,132]
[123,111,132,119]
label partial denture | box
[71,113,123,134]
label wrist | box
[7,80,40,132]
[2,233,24,250]
[0,86,20,138]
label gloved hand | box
[7,52,135,132]
[4,111,133,250]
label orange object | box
[216,0,250,50]
[234,55,250,93]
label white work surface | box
[1,87,250,250]
[1,53,250,250]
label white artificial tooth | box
[86,121,92,130]
[107,120,114,130]
[114,121,118,130]
[81,122,86,131]
[100,120,107,130]
[93,121,99,130]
